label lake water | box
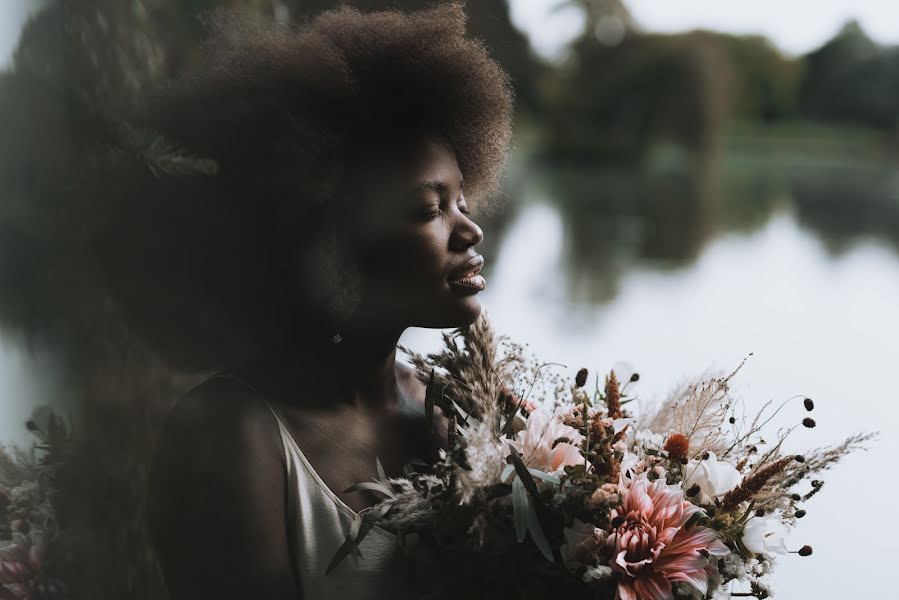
[403,154,899,598]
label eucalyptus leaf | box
[512,477,527,543]
[508,449,541,502]
[325,536,358,574]
[527,468,560,485]
[525,501,554,563]
[342,481,396,499]
[326,513,370,574]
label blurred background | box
[0,0,896,598]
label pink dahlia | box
[608,477,729,600]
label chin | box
[452,295,482,326]
[415,294,482,329]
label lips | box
[448,255,486,292]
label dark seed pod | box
[798,545,813,556]
[795,510,807,518]
[575,368,588,388]
[629,373,640,382]
[802,418,816,428]
[803,398,814,411]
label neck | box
[248,318,408,412]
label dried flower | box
[605,371,622,419]
[721,457,795,510]
[575,368,589,388]
[663,434,690,462]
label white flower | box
[506,407,584,474]
[619,450,641,482]
[633,428,665,450]
[682,451,742,504]
[742,512,790,558]
[582,565,613,583]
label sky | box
[509,0,899,60]
[4,1,899,68]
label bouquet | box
[330,316,873,600]
[0,407,72,600]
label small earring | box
[331,332,342,344]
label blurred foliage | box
[541,31,727,164]
[798,20,899,132]
[538,7,897,163]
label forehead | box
[366,138,463,196]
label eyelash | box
[424,204,469,220]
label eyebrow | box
[411,178,464,197]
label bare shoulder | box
[148,374,299,599]
[155,375,281,452]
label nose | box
[449,210,484,251]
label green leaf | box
[525,501,554,563]
[326,536,357,574]
[342,481,396,499]
[501,397,525,436]
[326,511,374,574]
[512,477,527,543]
[424,368,436,431]
[452,400,470,422]
[527,468,560,485]
[508,449,541,502]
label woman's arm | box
[147,377,301,600]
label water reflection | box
[514,157,899,311]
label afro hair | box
[92,3,515,371]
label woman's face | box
[346,138,487,330]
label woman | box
[135,4,513,600]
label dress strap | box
[205,369,289,451]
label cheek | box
[358,227,448,290]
